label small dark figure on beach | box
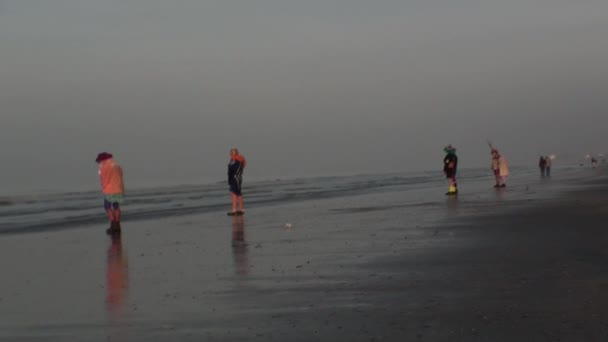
[591,157,598,168]
[539,156,546,178]
[228,148,246,216]
[96,152,125,235]
[443,145,458,195]
[491,149,509,188]
[544,156,552,177]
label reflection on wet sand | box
[446,195,459,217]
[494,187,506,200]
[106,235,129,324]
[231,215,249,276]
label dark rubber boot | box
[106,221,121,235]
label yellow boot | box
[446,185,457,195]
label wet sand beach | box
[1,173,607,341]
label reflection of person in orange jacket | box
[231,215,249,276]
[106,235,129,323]
[96,152,125,235]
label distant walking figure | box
[538,156,546,178]
[228,148,246,216]
[544,156,552,178]
[443,145,458,195]
[491,149,509,188]
[591,157,598,168]
[96,152,125,235]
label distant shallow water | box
[0,166,592,234]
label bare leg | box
[237,196,244,211]
[106,209,116,222]
[231,193,238,213]
[113,207,121,223]
[104,205,121,233]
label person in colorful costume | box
[443,145,458,195]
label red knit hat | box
[95,152,113,163]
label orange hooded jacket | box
[230,154,247,168]
[99,159,125,195]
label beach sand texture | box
[1,169,607,341]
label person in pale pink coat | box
[491,149,509,188]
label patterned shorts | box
[104,194,125,210]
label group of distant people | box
[442,145,510,195]
[95,148,247,235]
[584,156,606,168]
[97,144,591,234]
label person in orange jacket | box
[96,152,125,235]
[227,148,246,216]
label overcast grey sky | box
[1,0,607,194]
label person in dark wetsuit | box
[443,145,458,195]
[544,156,552,178]
[228,148,246,215]
[539,156,547,178]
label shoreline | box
[0,165,596,236]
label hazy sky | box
[1,0,607,194]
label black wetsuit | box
[444,154,458,179]
[228,159,244,195]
